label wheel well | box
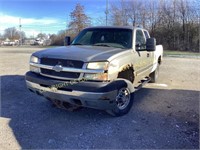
[158,56,162,64]
[117,67,134,83]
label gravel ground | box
[0,47,199,149]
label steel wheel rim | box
[116,87,131,110]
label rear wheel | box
[107,87,134,116]
[150,64,159,83]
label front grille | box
[41,68,80,79]
[40,58,84,79]
[41,58,84,68]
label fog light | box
[84,73,108,81]
[30,66,40,73]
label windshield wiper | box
[71,43,83,45]
[93,43,111,47]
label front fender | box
[113,78,135,93]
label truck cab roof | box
[84,26,145,31]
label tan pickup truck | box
[25,26,163,116]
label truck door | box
[134,29,150,80]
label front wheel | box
[107,87,134,117]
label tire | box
[107,87,134,117]
[150,64,159,83]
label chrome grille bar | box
[30,62,105,74]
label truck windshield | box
[72,28,132,49]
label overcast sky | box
[0,0,110,37]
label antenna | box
[105,0,109,26]
[19,18,22,46]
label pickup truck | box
[25,26,163,116]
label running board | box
[135,77,151,91]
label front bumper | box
[25,72,127,110]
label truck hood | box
[33,46,126,62]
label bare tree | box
[37,33,47,39]
[110,4,123,26]
[127,0,143,26]
[68,3,91,34]
[50,30,66,46]
[4,27,21,40]
[109,0,199,51]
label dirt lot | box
[0,47,199,149]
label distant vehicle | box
[2,40,18,46]
[34,38,44,45]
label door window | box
[136,30,146,50]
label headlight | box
[30,55,40,64]
[87,62,108,70]
[30,56,40,73]
[84,62,108,81]
[85,62,108,80]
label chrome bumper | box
[26,81,117,110]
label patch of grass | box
[164,50,200,56]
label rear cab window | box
[144,30,150,39]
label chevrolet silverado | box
[25,26,163,116]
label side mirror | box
[146,38,156,51]
[136,42,142,50]
[64,36,71,46]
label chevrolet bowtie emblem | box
[53,64,63,72]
